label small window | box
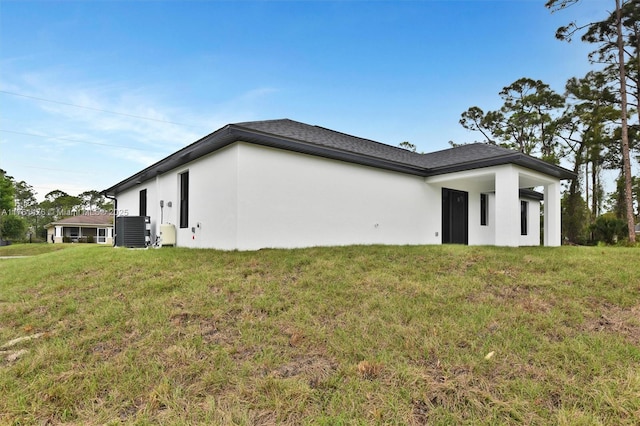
[139,189,147,217]
[179,171,189,229]
[521,200,528,236]
[480,193,488,226]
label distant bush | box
[590,215,627,245]
[0,214,27,242]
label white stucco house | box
[102,119,575,250]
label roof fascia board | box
[512,155,576,180]
[229,126,427,177]
[424,154,520,177]
[426,153,576,180]
[102,123,576,197]
[519,188,544,200]
[102,126,237,196]
[48,222,113,227]
[102,125,429,196]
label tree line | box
[457,0,640,244]
[0,169,113,242]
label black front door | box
[442,188,468,244]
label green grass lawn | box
[1,244,639,425]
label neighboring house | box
[46,214,114,244]
[102,119,575,250]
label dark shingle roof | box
[420,143,517,168]
[233,119,574,179]
[103,118,575,196]
[233,119,427,168]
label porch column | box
[494,166,520,247]
[543,181,561,247]
[54,226,63,244]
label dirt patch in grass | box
[412,366,494,423]
[467,282,555,315]
[269,353,337,388]
[91,340,124,359]
[408,349,559,424]
[584,303,640,344]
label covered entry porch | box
[426,164,562,247]
[54,226,111,243]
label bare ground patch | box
[584,303,640,344]
[269,353,338,388]
[467,282,554,314]
[408,351,555,424]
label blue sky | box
[0,0,602,200]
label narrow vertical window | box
[179,172,189,229]
[139,189,147,217]
[480,193,488,226]
[521,200,528,236]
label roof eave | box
[101,125,237,196]
[102,123,576,197]
[102,125,428,196]
[513,154,576,180]
[425,153,576,180]
[47,222,113,227]
[229,126,428,177]
[519,188,544,201]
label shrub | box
[590,215,627,245]
[0,214,27,241]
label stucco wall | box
[152,144,239,249]
[469,192,496,246]
[115,142,439,250]
[113,142,554,250]
[115,145,239,249]
[234,143,438,250]
[519,196,541,246]
[177,145,239,249]
[467,191,540,246]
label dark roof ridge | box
[235,118,424,158]
[426,141,513,154]
[230,118,427,168]
[311,123,425,158]
[234,118,292,125]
